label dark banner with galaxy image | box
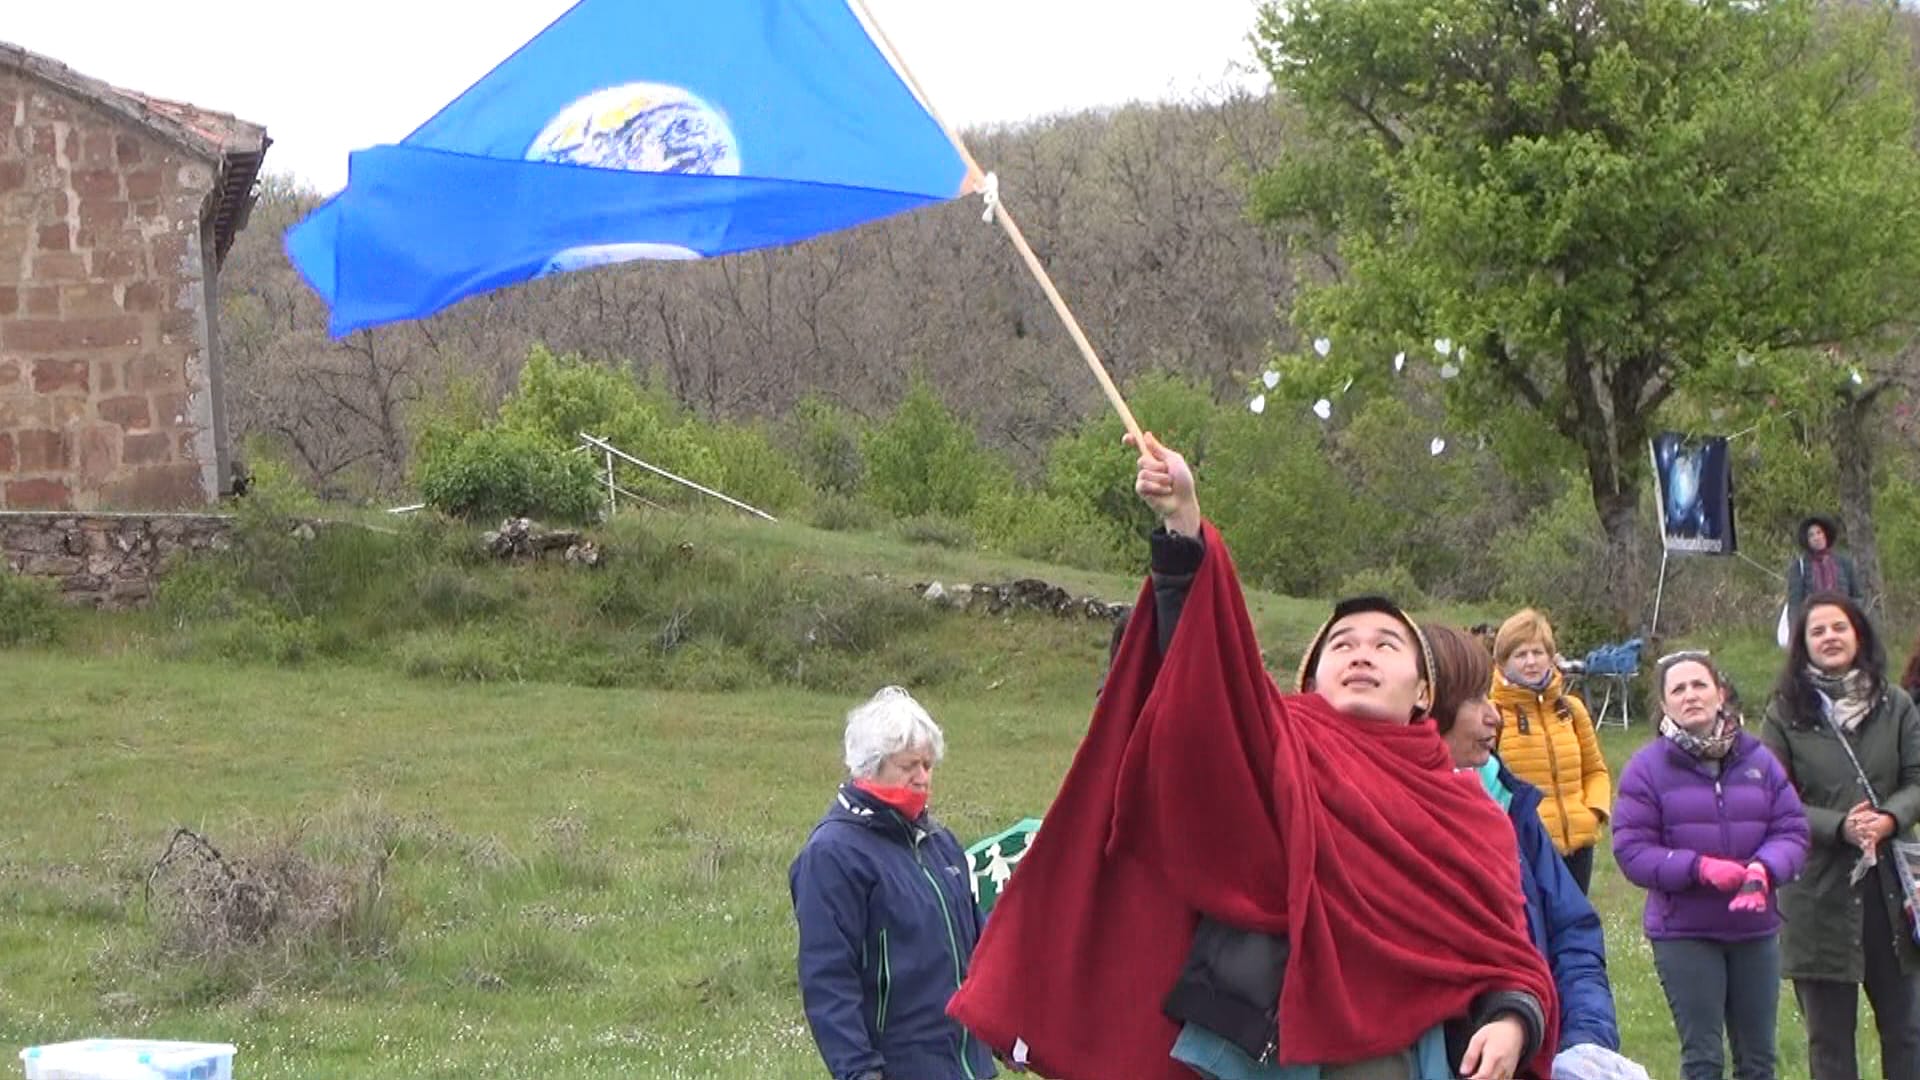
[1651,433,1737,555]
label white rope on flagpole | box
[979,171,1000,222]
[847,0,1144,443]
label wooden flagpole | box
[850,0,1144,443]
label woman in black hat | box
[1786,515,1865,624]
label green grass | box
[0,509,1891,1077]
[0,646,1105,1078]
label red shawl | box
[948,522,1557,1078]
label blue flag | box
[287,0,977,336]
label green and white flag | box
[966,818,1041,915]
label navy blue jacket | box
[1500,761,1621,1052]
[791,783,997,1080]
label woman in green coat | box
[1762,592,1920,1080]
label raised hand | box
[1123,430,1200,537]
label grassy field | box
[0,653,1110,1078]
[0,513,1888,1077]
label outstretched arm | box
[1129,430,1205,655]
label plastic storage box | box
[19,1040,234,1080]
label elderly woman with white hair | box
[789,686,998,1080]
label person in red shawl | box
[947,433,1558,1080]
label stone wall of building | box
[0,69,224,511]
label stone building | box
[0,42,267,510]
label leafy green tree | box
[1254,0,1920,625]
[500,344,668,447]
[1676,330,1920,607]
[1203,409,1360,595]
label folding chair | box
[1580,638,1643,731]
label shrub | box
[1328,396,1488,595]
[221,453,326,605]
[140,822,405,1002]
[1333,564,1427,608]
[1728,416,1838,569]
[500,344,811,515]
[791,394,866,496]
[893,514,976,550]
[1045,372,1218,549]
[863,380,1007,519]
[969,487,1131,571]
[397,628,532,684]
[809,493,883,532]
[413,564,513,622]
[214,605,321,666]
[0,571,60,647]
[234,451,323,523]
[1203,410,1359,595]
[700,421,811,512]
[417,426,601,524]
[499,344,660,447]
[655,638,769,692]
[153,553,247,626]
[408,374,495,471]
[775,576,935,656]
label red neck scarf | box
[852,778,928,822]
[949,521,1556,1078]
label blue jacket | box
[1499,761,1622,1052]
[790,783,997,1080]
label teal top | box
[1477,755,1513,810]
[1170,1020,1450,1079]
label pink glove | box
[1697,856,1749,892]
[1729,863,1771,914]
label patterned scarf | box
[1807,551,1839,594]
[1660,709,1740,760]
[1809,666,1875,734]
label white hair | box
[843,686,945,779]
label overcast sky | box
[6,0,1271,193]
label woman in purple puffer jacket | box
[1612,651,1811,1080]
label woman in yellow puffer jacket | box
[1492,609,1613,894]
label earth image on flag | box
[525,82,742,271]
[527,82,742,176]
